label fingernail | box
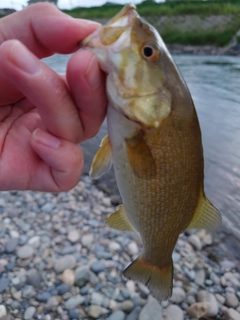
[9,41,42,75]
[33,129,60,148]
[85,55,101,90]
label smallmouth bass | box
[82,3,221,301]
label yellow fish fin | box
[125,131,156,180]
[106,204,135,232]
[187,194,221,230]
[89,135,112,179]
[124,256,173,301]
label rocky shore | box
[0,175,239,320]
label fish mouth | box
[81,3,138,49]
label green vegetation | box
[63,1,240,19]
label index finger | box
[0,2,100,58]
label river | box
[43,53,240,254]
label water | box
[43,53,240,242]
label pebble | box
[17,245,34,259]
[170,287,186,303]
[28,236,40,248]
[187,302,210,318]
[0,278,9,293]
[75,266,89,287]
[91,261,106,274]
[26,269,41,288]
[108,241,121,251]
[108,310,125,320]
[65,295,84,309]
[0,305,7,317]
[127,241,138,256]
[81,234,94,248]
[23,306,36,320]
[4,238,18,253]
[188,234,202,250]
[165,304,184,320]
[68,229,80,243]
[54,255,76,273]
[22,285,36,298]
[37,292,51,303]
[61,269,75,286]
[88,305,102,319]
[197,290,219,316]
[68,308,80,319]
[125,306,141,320]
[195,269,205,286]
[225,293,239,308]
[139,297,163,320]
[224,308,240,320]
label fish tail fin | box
[123,256,173,301]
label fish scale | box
[83,3,221,301]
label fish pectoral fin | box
[106,204,135,232]
[123,256,173,301]
[125,131,156,180]
[89,135,112,179]
[187,193,222,230]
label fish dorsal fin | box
[89,135,112,179]
[125,131,156,180]
[187,193,221,230]
[106,204,135,232]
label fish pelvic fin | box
[187,193,221,231]
[89,135,112,179]
[123,256,173,301]
[106,204,135,232]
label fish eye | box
[141,44,159,61]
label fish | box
[82,3,221,301]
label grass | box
[63,1,240,19]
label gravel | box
[0,175,238,319]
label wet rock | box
[17,245,34,259]
[54,255,76,273]
[4,238,18,253]
[165,304,184,320]
[187,302,210,318]
[24,306,36,320]
[197,290,218,316]
[88,305,102,319]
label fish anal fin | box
[89,135,112,179]
[106,204,135,232]
[125,131,156,180]
[123,256,173,301]
[187,194,221,231]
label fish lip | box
[81,3,138,49]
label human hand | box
[0,3,107,191]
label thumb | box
[30,129,83,191]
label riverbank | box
[0,176,239,320]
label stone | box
[108,241,121,251]
[0,305,7,317]
[195,269,205,286]
[61,269,75,286]
[221,272,240,289]
[224,308,240,320]
[91,261,106,274]
[4,238,18,253]
[68,230,80,243]
[46,296,60,310]
[225,293,239,308]
[26,269,41,288]
[187,302,210,318]
[117,300,134,313]
[91,292,104,306]
[81,234,94,248]
[138,283,149,298]
[165,305,184,320]
[22,285,36,298]
[188,234,202,250]
[197,290,218,317]
[0,278,9,293]
[125,306,141,320]
[127,242,138,256]
[75,266,89,287]
[54,255,76,273]
[28,236,40,248]
[139,297,163,320]
[216,293,225,305]
[24,306,36,320]
[68,308,80,319]
[37,292,52,303]
[65,295,84,309]
[170,287,186,303]
[88,305,102,319]
[17,245,34,259]
[108,310,125,320]
[57,283,70,295]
